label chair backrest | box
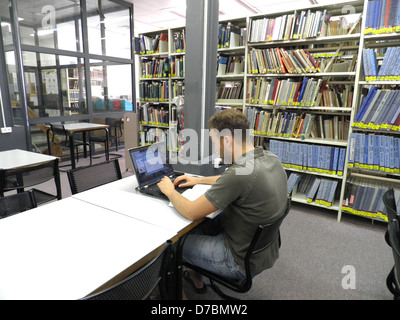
[67,159,122,194]
[49,124,68,145]
[383,188,399,222]
[82,241,171,300]
[0,190,37,219]
[245,197,291,274]
[0,160,60,195]
[388,219,400,289]
[106,118,123,138]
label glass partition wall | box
[0,0,135,154]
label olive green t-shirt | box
[204,147,287,275]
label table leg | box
[82,131,88,158]
[69,134,76,170]
[105,128,110,161]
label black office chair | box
[0,190,37,219]
[48,124,92,167]
[0,159,62,205]
[67,159,122,195]
[180,196,291,300]
[383,188,399,246]
[82,241,171,300]
[386,218,400,300]
[89,118,123,159]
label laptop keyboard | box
[146,183,191,198]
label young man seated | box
[157,109,287,296]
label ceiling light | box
[235,0,262,14]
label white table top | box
[0,149,58,170]
[62,123,109,132]
[0,197,176,300]
[72,176,193,233]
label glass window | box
[86,0,132,59]
[18,0,82,52]
[90,60,133,113]
[23,52,87,118]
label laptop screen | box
[129,142,174,187]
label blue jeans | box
[181,214,246,280]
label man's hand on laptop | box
[157,176,175,198]
[174,175,199,188]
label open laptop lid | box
[129,142,174,188]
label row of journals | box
[348,132,400,173]
[247,108,350,141]
[268,139,347,176]
[248,48,320,75]
[139,105,169,127]
[246,77,354,108]
[218,22,246,48]
[139,128,179,152]
[353,87,400,130]
[140,56,185,78]
[362,47,400,81]
[139,33,168,54]
[217,56,245,76]
[287,173,340,208]
[342,177,393,222]
[247,9,360,43]
[216,81,244,101]
[92,98,133,111]
[364,0,400,35]
[139,81,169,102]
[172,30,186,53]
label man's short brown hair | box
[209,109,249,142]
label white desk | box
[0,149,58,170]
[72,176,194,233]
[0,197,176,300]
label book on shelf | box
[363,47,400,81]
[139,32,169,54]
[353,87,400,130]
[364,0,400,35]
[247,108,349,141]
[218,22,246,48]
[172,29,186,53]
[268,139,346,176]
[139,81,169,102]
[217,56,245,76]
[248,48,320,75]
[170,56,185,77]
[347,132,400,173]
[139,127,169,147]
[140,57,171,78]
[247,10,360,43]
[342,177,395,222]
[246,77,354,108]
[287,172,303,196]
[172,80,185,99]
[288,173,340,208]
[139,104,169,127]
[216,81,244,100]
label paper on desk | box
[169,184,222,219]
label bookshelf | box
[135,0,400,223]
[339,0,400,222]
[137,27,186,150]
[232,1,364,219]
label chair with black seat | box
[180,196,291,300]
[0,190,37,220]
[383,188,399,246]
[81,241,171,300]
[48,124,92,167]
[67,158,122,195]
[0,159,61,206]
[89,117,123,160]
[386,218,400,300]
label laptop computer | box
[129,142,191,200]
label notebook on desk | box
[129,142,192,200]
